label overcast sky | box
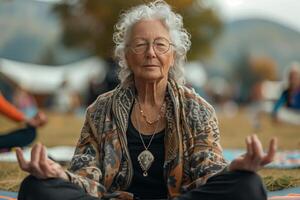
[212,0,300,32]
[35,0,300,32]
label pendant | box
[137,150,154,176]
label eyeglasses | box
[127,37,174,55]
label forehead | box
[130,19,170,40]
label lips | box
[143,64,159,67]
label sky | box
[211,0,300,32]
[36,0,300,32]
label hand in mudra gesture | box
[229,134,277,172]
[16,143,68,180]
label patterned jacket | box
[66,79,228,199]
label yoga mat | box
[0,146,75,162]
[0,190,17,200]
[1,147,300,169]
[223,149,300,169]
[268,187,300,197]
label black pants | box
[18,171,266,200]
[0,125,36,150]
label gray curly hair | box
[113,0,191,85]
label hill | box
[205,18,300,78]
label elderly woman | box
[17,1,277,200]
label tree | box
[233,51,278,103]
[53,0,222,60]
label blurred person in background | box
[52,79,81,114]
[248,80,264,131]
[16,1,277,200]
[12,85,38,119]
[272,62,300,124]
[0,92,47,151]
[87,58,120,106]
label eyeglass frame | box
[126,37,175,55]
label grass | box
[0,107,300,192]
[261,169,300,191]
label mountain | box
[205,18,300,78]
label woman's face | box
[125,19,174,83]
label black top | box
[126,116,168,200]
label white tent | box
[0,57,107,94]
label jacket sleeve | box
[65,106,134,200]
[65,107,107,197]
[0,93,25,122]
[272,90,287,117]
[185,97,228,189]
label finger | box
[251,135,264,162]
[30,143,41,164]
[40,145,47,163]
[16,148,30,171]
[39,145,56,177]
[246,136,253,157]
[30,143,44,176]
[261,138,277,166]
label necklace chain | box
[134,98,164,176]
[135,99,161,150]
[136,97,165,125]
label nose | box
[145,43,156,58]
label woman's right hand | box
[16,143,68,180]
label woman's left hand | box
[16,143,68,180]
[229,134,277,172]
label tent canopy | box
[0,57,107,94]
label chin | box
[140,74,165,82]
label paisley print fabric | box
[65,79,228,199]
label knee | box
[235,171,264,189]
[231,171,267,200]
[18,175,39,200]
[23,127,37,144]
[18,175,59,200]
[19,175,43,195]
[17,127,37,147]
[20,175,40,190]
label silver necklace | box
[135,98,161,177]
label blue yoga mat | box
[268,187,300,197]
[223,149,300,169]
[0,190,17,199]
